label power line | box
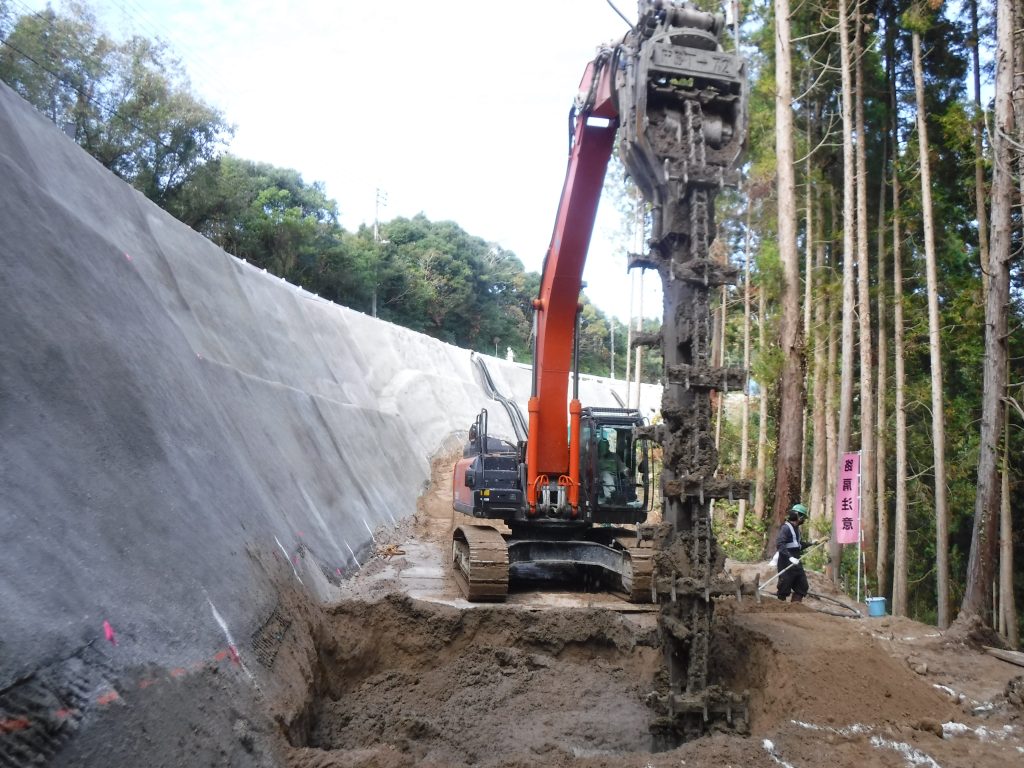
[0,33,228,177]
[7,0,113,77]
[103,0,233,109]
[8,0,232,115]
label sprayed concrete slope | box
[0,81,659,763]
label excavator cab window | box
[582,420,649,519]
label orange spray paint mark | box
[95,690,120,706]
[0,717,31,733]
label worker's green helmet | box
[791,503,809,519]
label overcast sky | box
[27,0,667,323]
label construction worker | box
[597,437,627,501]
[776,503,811,602]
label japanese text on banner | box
[834,451,860,545]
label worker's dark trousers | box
[777,560,809,601]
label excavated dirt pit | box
[287,596,663,767]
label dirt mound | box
[273,452,1023,768]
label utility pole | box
[625,187,643,404]
[633,278,643,409]
[610,319,615,379]
[373,188,388,318]
[626,271,635,403]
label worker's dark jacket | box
[776,521,803,562]
[775,520,809,599]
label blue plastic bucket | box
[866,597,886,617]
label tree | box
[831,0,858,581]
[168,156,341,281]
[736,201,753,531]
[0,3,111,123]
[855,2,876,583]
[909,4,951,629]
[88,35,230,204]
[770,0,806,538]
[809,195,828,531]
[892,145,909,617]
[969,0,990,300]
[0,3,230,203]
[961,0,1013,624]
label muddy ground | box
[276,454,1023,768]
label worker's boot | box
[791,594,804,603]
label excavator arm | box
[526,51,619,513]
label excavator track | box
[620,543,655,603]
[452,524,509,602]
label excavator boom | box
[527,54,618,511]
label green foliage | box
[900,2,934,36]
[0,2,231,203]
[713,506,768,563]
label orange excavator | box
[452,0,746,620]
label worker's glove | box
[788,557,800,566]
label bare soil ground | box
[282,453,1024,767]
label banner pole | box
[856,450,863,603]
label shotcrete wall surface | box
[0,81,658,761]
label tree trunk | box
[802,107,814,503]
[832,0,858,581]
[770,0,806,538]
[912,29,950,629]
[876,152,889,596]
[1003,0,1024,646]
[961,0,1013,624]
[872,0,897,602]
[855,3,877,586]
[754,283,769,522]
[737,202,753,531]
[826,189,839,518]
[889,4,908,618]
[1000,403,1017,644]
[715,282,728,448]
[892,155,908,617]
[711,280,727,521]
[971,0,990,300]
[809,194,828,534]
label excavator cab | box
[579,408,650,524]
[453,409,523,518]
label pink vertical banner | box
[834,451,861,544]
